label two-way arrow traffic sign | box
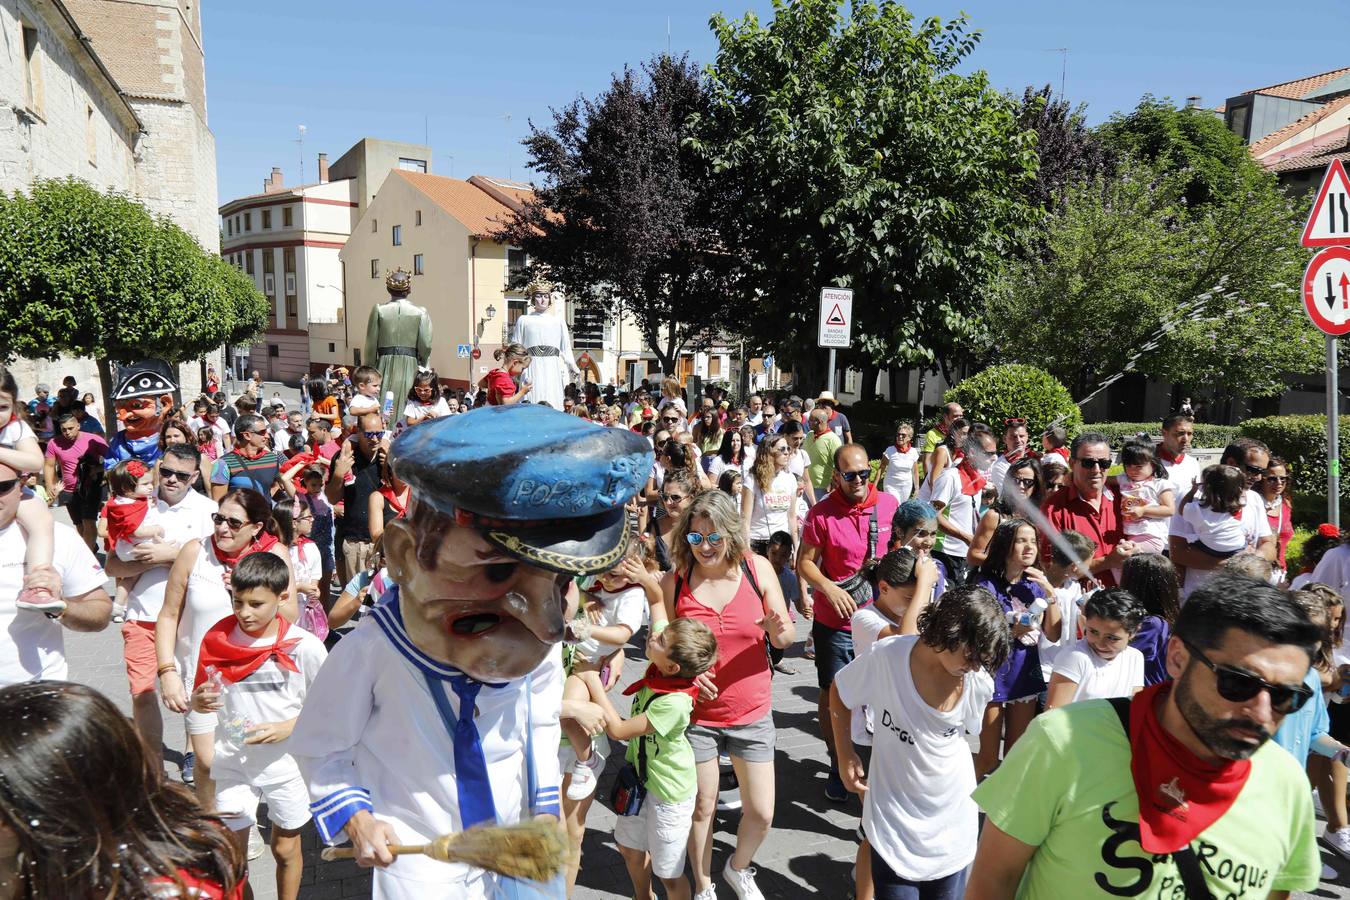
[1303,246,1350,335]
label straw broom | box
[320,819,571,881]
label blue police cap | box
[389,404,655,575]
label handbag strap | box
[1106,698,1214,900]
[866,502,879,565]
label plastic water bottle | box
[382,390,395,420]
[205,665,253,742]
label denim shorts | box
[813,620,855,690]
[687,711,776,764]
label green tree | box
[692,0,1040,395]
[498,54,736,375]
[987,154,1321,401]
[0,178,269,418]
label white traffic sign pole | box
[1330,336,1340,527]
[818,287,853,397]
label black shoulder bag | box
[1107,697,1214,900]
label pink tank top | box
[675,563,772,727]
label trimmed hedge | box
[1084,422,1239,450]
[944,364,1083,440]
[1238,415,1350,527]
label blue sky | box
[205,0,1350,203]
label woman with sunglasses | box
[645,468,698,572]
[662,490,794,900]
[742,435,800,557]
[155,488,296,808]
[967,457,1044,568]
[1261,456,1295,582]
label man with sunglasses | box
[0,459,112,690]
[104,443,217,764]
[799,442,897,803]
[1041,432,1133,586]
[1168,438,1275,598]
[210,413,283,502]
[326,407,388,586]
[988,418,1030,493]
[968,573,1321,899]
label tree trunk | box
[916,368,929,426]
[888,367,905,407]
[859,361,879,403]
[96,357,117,431]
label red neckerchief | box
[1158,446,1186,464]
[294,535,314,551]
[957,459,986,497]
[234,445,269,461]
[380,486,408,517]
[102,496,149,552]
[211,532,280,568]
[195,615,301,687]
[1049,446,1070,460]
[622,663,699,700]
[894,441,912,453]
[1128,682,1252,854]
[837,482,880,510]
[1005,448,1028,464]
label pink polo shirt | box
[800,487,898,631]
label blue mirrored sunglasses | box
[685,532,724,547]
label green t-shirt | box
[805,430,843,491]
[626,686,696,804]
[972,700,1318,899]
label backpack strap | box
[1106,697,1214,900]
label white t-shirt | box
[834,635,993,881]
[402,397,450,424]
[849,605,903,746]
[574,584,646,663]
[1181,500,1248,553]
[211,623,328,787]
[930,468,977,559]
[189,416,231,458]
[881,445,920,503]
[0,521,107,686]
[1117,474,1172,546]
[1170,490,1271,596]
[1051,638,1144,703]
[1160,452,1202,499]
[988,455,1013,493]
[290,541,324,610]
[746,470,798,541]
[126,490,218,623]
[0,418,35,449]
[1039,580,1083,683]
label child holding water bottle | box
[191,552,327,900]
[1112,440,1175,555]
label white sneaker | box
[247,826,266,860]
[565,754,602,801]
[1322,861,1338,881]
[1327,827,1350,860]
[723,862,764,900]
[693,887,717,900]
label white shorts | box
[179,659,219,736]
[214,775,312,831]
[613,793,695,879]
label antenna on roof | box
[1042,48,1068,99]
[502,113,513,180]
[444,154,455,179]
[667,16,671,53]
[295,124,307,184]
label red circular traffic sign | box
[471,348,482,360]
[1304,246,1350,336]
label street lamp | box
[485,304,497,320]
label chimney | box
[1185,96,1202,109]
[264,167,284,193]
[318,153,329,184]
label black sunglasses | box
[0,478,18,496]
[840,469,871,483]
[1243,463,1267,477]
[1182,640,1312,714]
[211,513,250,531]
[160,467,196,482]
[1075,457,1112,469]
[1264,475,1290,484]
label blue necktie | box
[449,676,497,829]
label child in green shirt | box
[576,571,718,900]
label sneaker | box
[111,604,127,624]
[1323,862,1339,881]
[804,634,816,659]
[247,826,265,860]
[723,862,765,900]
[181,752,195,785]
[1327,827,1350,860]
[825,770,849,803]
[772,661,795,675]
[694,887,718,900]
[15,590,64,616]
[566,754,602,801]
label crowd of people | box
[0,360,1343,900]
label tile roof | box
[393,170,529,238]
[1250,93,1350,157]
[1263,142,1350,174]
[1246,66,1350,100]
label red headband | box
[1319,523,1341,539]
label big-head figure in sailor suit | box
[288,405,653,899]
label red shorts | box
[121,620,158,696]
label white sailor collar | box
[370,586,511,687]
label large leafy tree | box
[1012,85,1115,214]
[0,178,269,419]
[987,153,1321,400]
[498,54,735,374]
[691,0,1040,395]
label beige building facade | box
[1,0,216,401]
